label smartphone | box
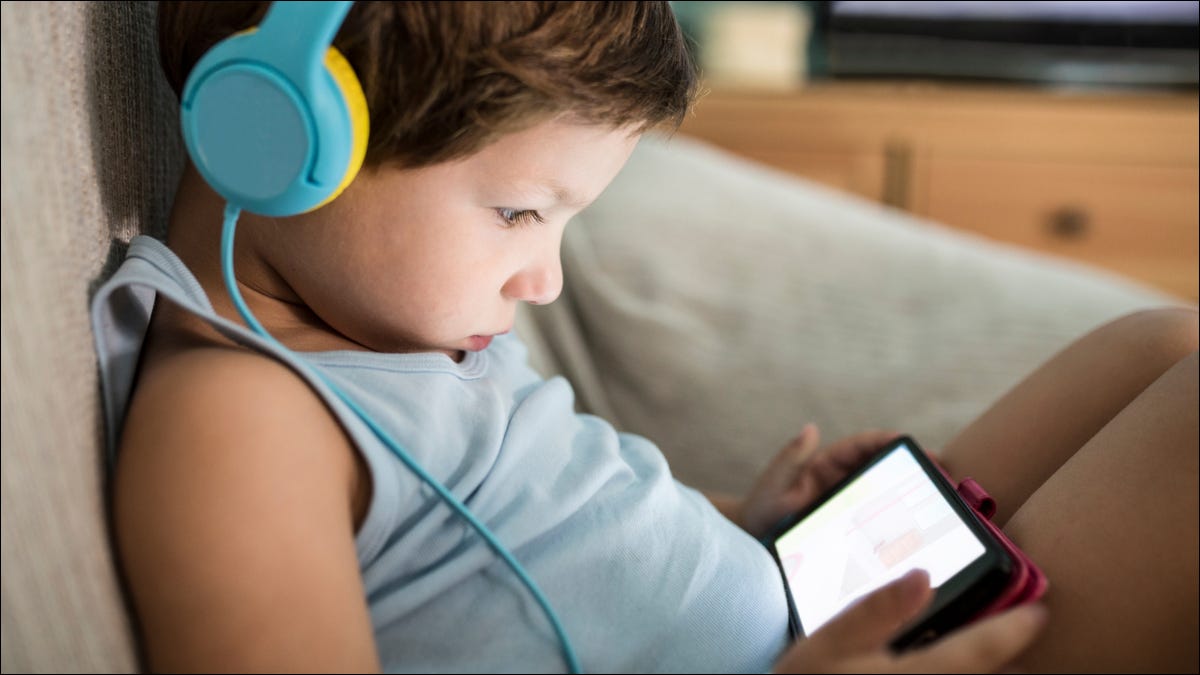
[764,436,1014,650]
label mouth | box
[465,327,512,351]
[465,332,502,351]
[464,335,491,350]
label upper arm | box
[114,350,380,673]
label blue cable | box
[219,203,582,674]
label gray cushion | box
[1,2,181,671]
[520,134,1179,495]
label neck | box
[164,164,370,353]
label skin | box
[115,115,1199,673]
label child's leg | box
[938,309,1198,672]
[940,308,1198,525]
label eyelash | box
[496,208,546,228]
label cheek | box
[366,250,478,319]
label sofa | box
[1,3,1186,671]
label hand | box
[736,425,900,539]
[772,569,1047,674]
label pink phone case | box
[952,476,1049,618]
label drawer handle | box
[1048,207,1090,240]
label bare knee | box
[1097,307,1199,368]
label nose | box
[502,249,563,306]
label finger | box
[810,569,935,653]
[808,439,887,484]
[790,423,822,463]
[778,432,892,515]
[789,429,895,484]
[768,424,820,470]
[897,604,1048,674]
[765,424,821,479]
[825,430,903,465]
[808,430,903,487]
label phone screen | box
[773,441,988,635]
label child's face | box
[270,119,641,359]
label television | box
[821,0,1199,87]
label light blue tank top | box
[90,235,790,673]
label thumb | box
[809,569,934,653]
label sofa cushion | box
[0,2,182,671]
[522,133,1180,495]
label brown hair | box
[158,1,699,169]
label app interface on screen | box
[776,444,985,634]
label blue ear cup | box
[180,1,368,216]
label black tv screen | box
[823,0,1199,86]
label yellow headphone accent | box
[314,45,369,209]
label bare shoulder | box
[122,345,353,471]
[119,346,368,527]
[114,346,379,672]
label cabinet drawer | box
[920,158,1199,300]
[708,146,887,202]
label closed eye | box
[495,208,546,228]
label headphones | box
[180,0,368,216]
[177,3,581,671]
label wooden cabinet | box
[679,82,1199,300]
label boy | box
[94,2,1197,672]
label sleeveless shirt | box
[90,235,790,673]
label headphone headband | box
[253,1,353,89]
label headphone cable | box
[219,202,582,674]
